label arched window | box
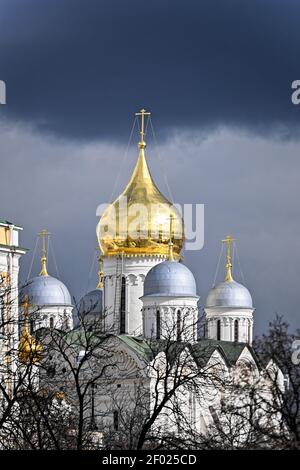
[217,319,221,341]
[50,317,54,329]
[176,310,181,341]
[120,276,126,334]
[156,309,161,340]
[234,319,239,342]
[113,410,119,431]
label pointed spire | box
[168,213,174,261]
[97,253,104,289]
[135,108,151,150]
[21,294,30,333]
[38,229,50,276]
[222,235,235,282]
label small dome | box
[206,280,253,309]
[144,261,197,297]
[21,275,72,306]
[78,289,103,316]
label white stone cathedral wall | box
[142,296,199,342]
[103,255,166,335]
[205,307,254,344]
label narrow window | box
[50,317,54,329]
[156,309,161,340]
[113,410,119,431]
[234,319,239,342]
[248,320,251,343]
[120,276,126,334]
[176,310,181,341]
[30,319,34,334]
[217,319,221,341]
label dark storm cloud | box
[1,0,300,140]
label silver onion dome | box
[206,280,253,309]
[144,260,197,297]
[21,275,72,306]
[78,289,103,316]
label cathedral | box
[0,110,283,444]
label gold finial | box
[222,235,236,282]
[135,108,151,149]
[38,229,50,277]
[97,253,104,289]
[168,213,174,261]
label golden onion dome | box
[18,296,42,365]
[97,109,184,258]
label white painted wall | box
[142,295,199,342]
[28,304,73,332]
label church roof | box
[143,260,197,297]
[0,218,23,229]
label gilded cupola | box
[97,109,184,258]
[206,236,253,309]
